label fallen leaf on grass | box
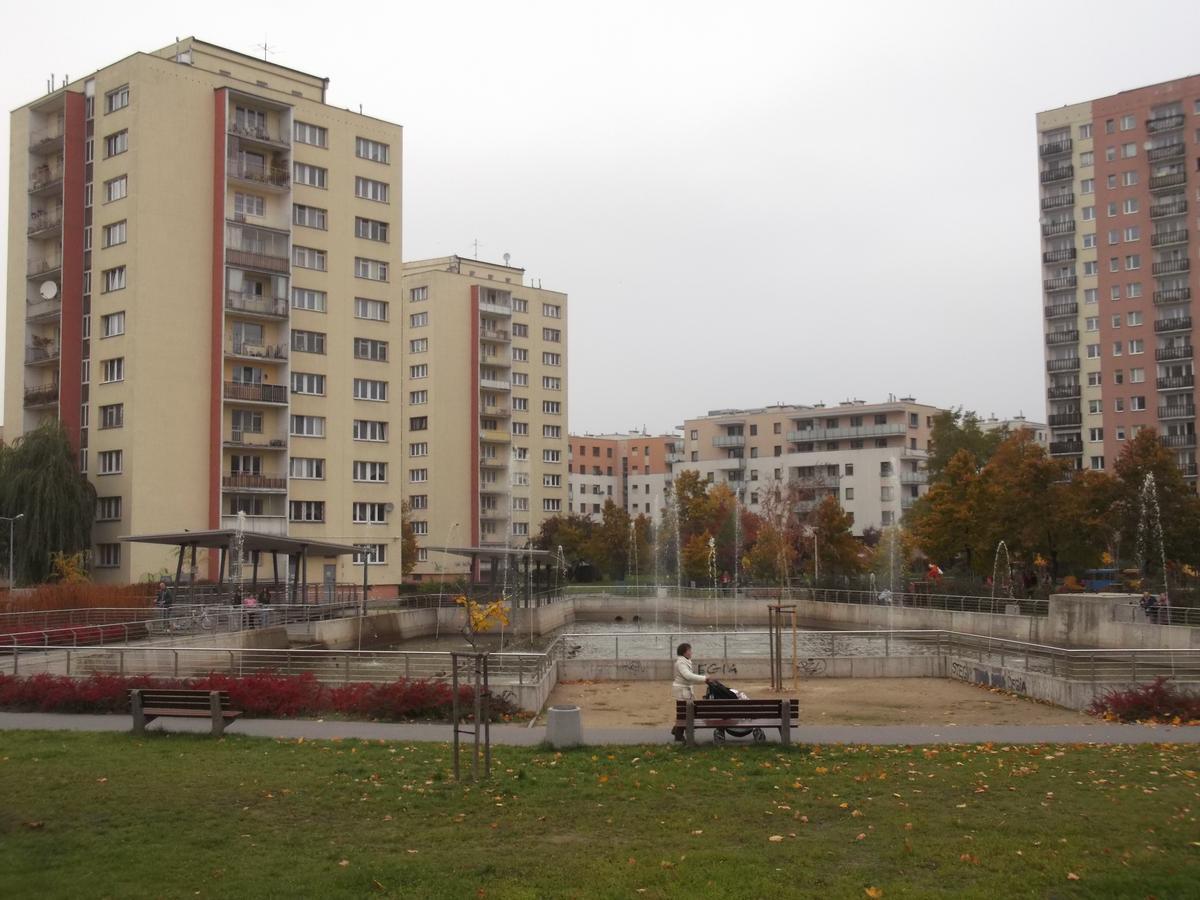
[865,889,884,899]
[768,835,784,843]
[959,854,980,865]
[22,821,44,830]
[691,830,703,835]
[856,833,867,841]
[338,860,350,867]
[1067,873,1080,881]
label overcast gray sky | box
[3,0,1200,434]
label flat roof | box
[120,529,360,557]
[440,545,554,560]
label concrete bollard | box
[547,704,583,748]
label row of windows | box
[290,331,389,359]
[291,121,392,167]
[293,162,390,203]
[407,284,563,322]
[289,416,389,442]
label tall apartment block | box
[4,38,406,583]
[398,257,568,581]
[567,432,680,523]
[1038,76,1200,476]
[673,397,940,533]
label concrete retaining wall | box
[946,655,1106,711]
[559,654,942,683]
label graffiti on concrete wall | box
[699,661,739,676]
[949,659,1028,696]
[797,658,827,677]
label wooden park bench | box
[129,689,242,737]
[675,698,800,747]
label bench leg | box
[131,690,145,736]
[685,700,695,747]
[780,699,791,748]
[210,691,225,737]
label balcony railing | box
[27,209,62,235]
[478,300,512,316]
[24,344,60,365]
[1047,385,1081,400]
[27,257,62,278]
[1158,405,1196,420]
[480,377,511,391]
[1044,301,1078,318]
[899,471,929,485]
[1039,138,1073,156]
[1042,247,1076,264]
[1180,463,1199,477]
[480,328,511,342]
[23,383,58,407]
[1045,330,1079,345]
[1156,345,1193,362]
[1154,316,1192,333]
[1040,165,1074,183]
[228,122,289,147]
[1154,287,1191,305]
[1153,258,1190,276]
[1149,172,1186,191]
[1147,142,1186,162]
[1043,275,1077,291]
[223,432,288,450]
[1150,199,1186,219]
[1047,411,1082,427]
[226,340,288,361]
[29,167,64,193]
[225,292,289,318]
[1040,193,1074,210]
[1161,433,1198,448]
[29,127,64,154]
[1046,357,1080,372]
[1048,440,1083,455]
[1040,220,1075,237]
[1146,113,1185,133]
[1157,375,1195,390]
[787,423,906,443]
[221,473,288,491]
[224,381,288,404]
[26,299,61,323]
[1151,229,1188,247]
[226,158,290,189]
[712,435,746,448]
[481,404,511,418]
[226,222,290,273]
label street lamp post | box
[1,514,26,588]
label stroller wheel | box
[713,729,726,744]
[752,728,767,743]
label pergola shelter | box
[120,530,362,604]
[440,546,560,605]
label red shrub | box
[1089,677,1200,722]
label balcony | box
[1046,330,1079,346]
[28,167,63,196]
[1048,411,1082,427]
[1149,172,1186,192]
[25,299,61,324]
[479,377,511,391]
[1161,433,1198,449]
[1047,385,1081,400]
[1040,165,1074,183]
[479,300,512,316]
[479,327,511,342]
[227,121,290,150]
[712,435,746,448]
[1157,375,1195,390]
[1039,137,1072,157]
[1046,357,1080,372]
[220,514,287,536]
[225,340,288,362]
[221,473,288,492]
[710,458,745,470]
[900,495,917,510]
[479,456,508,469]
[1040,193,1074,211]
[1042,247,1076,264]
[27,257,62,279]
[223,432,288,451]
[24,343,60,366]
[1181,463,1199,477]
[1043,275,1077,292]
[1146,113,1185,133]
[23,382,58,408]
[226,221,290,273]
[224,381,288,404]
[1041,220,1075,237]
[1151,229,1188,247]
[786,423,905,442]
[899,471,928,485]
[27,209,62,238]
[481,404,511,418]
[1148,143,1186,162]
[226,158,290,190]
[1044,301,1078,318]
[226,291,289,319]
[1158,405,1196,420]
[29,127,64,155]
[1150,199,1187,219]
[1049,440,1083,456]
[1153,258,1190,276]
[1154,287,1191,305]
[480,429,511,444]
[1156,345,1193,362]
[1154,316,1192,333]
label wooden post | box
[209,691,224,736]
[685,699,696,746]
[130,689,145,735]
[780,698,792,747]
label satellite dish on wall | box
[39,280,58,300]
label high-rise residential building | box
[1038,77,1200,478]
[567,432,680,523]
[5,37,405,583]
[398,257,568,581]
[673,397,941,533]
[979,415,1050,449]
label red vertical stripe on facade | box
[59,92,86,453]
[470,285,480,575]
[210,90,227,538]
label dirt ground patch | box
[542,677,1091,728]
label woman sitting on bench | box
[671,642,713,742]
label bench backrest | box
[129,689,232,711]
[676,698,799,718]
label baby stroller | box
[704,680,767,744]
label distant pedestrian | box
[1140,591,1156,623]
[155,580,172,620]
[670,643,714,742]
[1157,593,1171,626]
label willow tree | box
[0,423,96,584]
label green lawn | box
[1,732,1198,898]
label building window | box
[543,400,561,415]
[289,501,325,523]
[292,246,327,271]
[543,328,561,342]
[290,372,326,395]
[293,163,327,188]
[353,544,386,565]
[104,130,128,157]
[543,425,562,438]
[291,330,326,354]
[232,410,263,434]
[354,338,388,362]
[543,450,562,463]
[102,220,127,247]
[353,461,388,482]
[353,378,388,401]
[542,352,561,366]
[543,499,562,513]
[354,297,388,321]
[409,442,428,457]
[290,415,326,437]
[1079,123,1092,139]
[409,339,428,353]
[353,502,388,524]
[1125,254,1140,270]
[410,312,428,328]
[355,217,389,242]
[98,450,123,475]
[353,420,388,442]
[542,303,561,318]
[100,312,125,338]
[293,121,328,147]
[289,457,325,480]
[102,266,126,292]
[97,496,122,521]
[293,204,328,229]
[511,348,528,362]
[354,257,389,281]
[410,286,428,302]
[291,288,327,312]
[105,85,130,113]
[101,358,124,383]
[1131,396,1147,411]
[355,137,390,163]
[99,403,124,429]
[354,176,389,202]
[1088,428,1104,443]
[409,390,428,405]
[409,364,428,379]
[409,468,428,483]
[95,543,121,568]
[1123,198,1139,214]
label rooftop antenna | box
[255,37,278,62]
[472,238,481,259]
[502,252,511,266]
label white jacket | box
[672,655,708,700]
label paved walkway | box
[2,712,1198,746]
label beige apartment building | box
[5,37,408,584]
[399,257,568,581]
[567,432,679,523]
[1038,76,1200,477]
[674,397,941,534]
